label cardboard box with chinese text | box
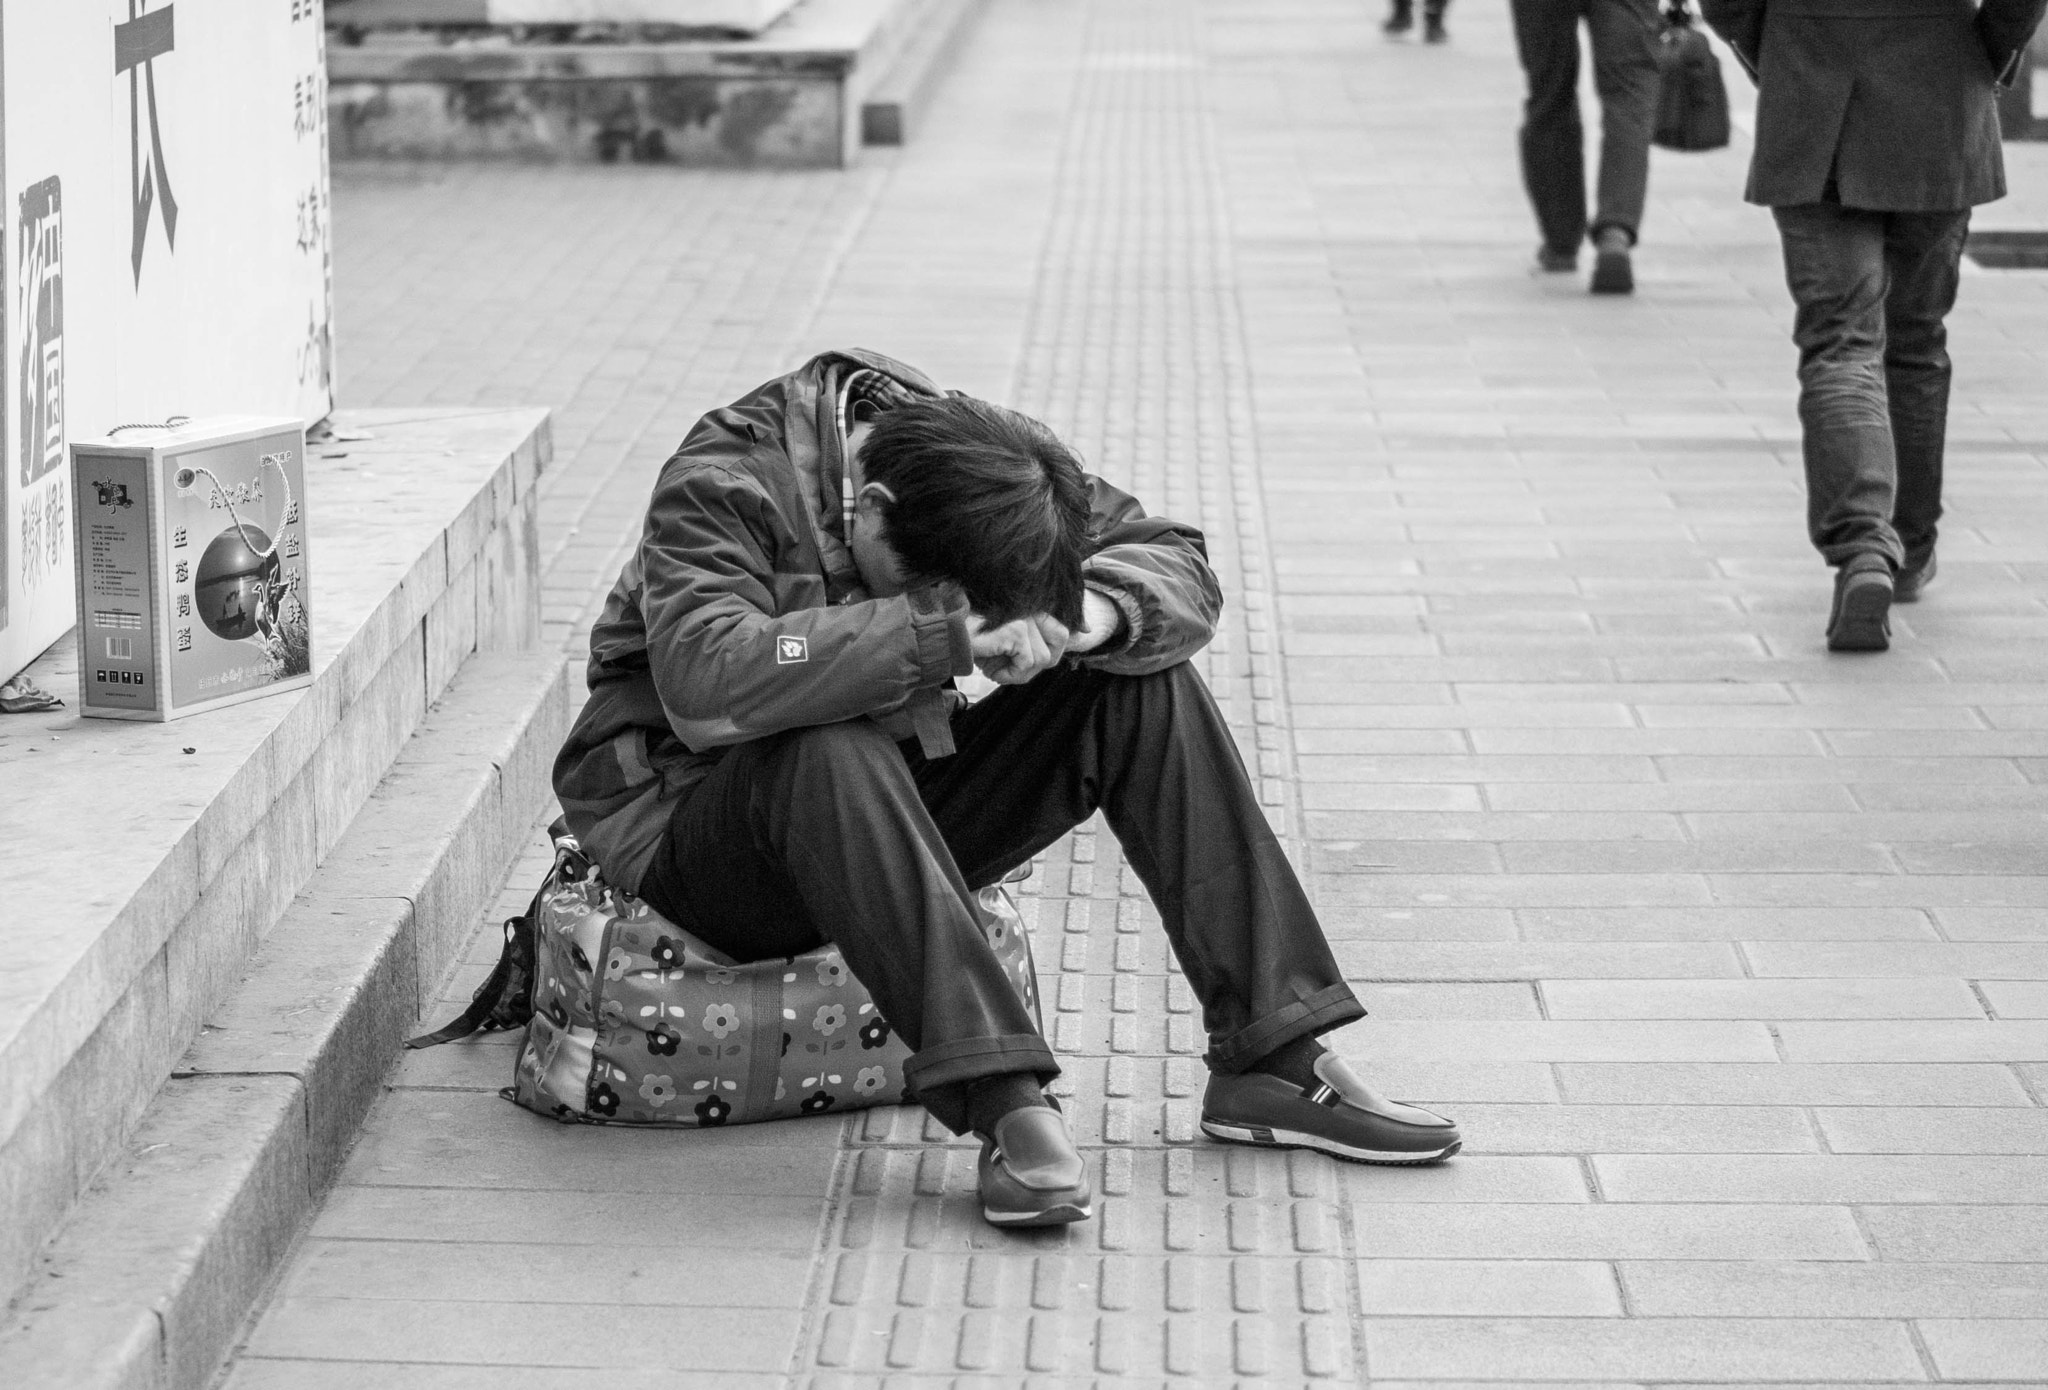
[71,416,311,720]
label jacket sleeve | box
[1980,0,2047,86]
[1074,475,1222,677]
[639,459,972,751]
[1700,0,1765,80]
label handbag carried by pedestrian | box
[408,821,1041,1127]
[1654,1,1732,152]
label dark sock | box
[966,1072,1049,1138]
[1250,1034,1328,1090]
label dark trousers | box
[1508,0,1661,252]
[638,661,1363,1135]
[1773,202,1971,571]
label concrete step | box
[0,408,549,1309]
[0,651,570,1390]
[860,0,988,146]
[326,0,947,166]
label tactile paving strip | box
[1006,0,1299,823]
[804,830,1362,1386]
[792,4,1346,1381]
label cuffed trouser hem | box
[1205,985,1367,1076]
[1823,544,1899,571]
[906,1034,1062,1134]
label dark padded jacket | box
[553,349,1223,891]
[1702,0,2048,209]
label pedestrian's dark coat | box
[553,349,1222,891]
[1702,0,2048,209]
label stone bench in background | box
[326,0,984,166]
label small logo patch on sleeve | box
[776,635,809,665]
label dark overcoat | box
[1701,0,2048,209]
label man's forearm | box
[652,589,971,751]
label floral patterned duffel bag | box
[408,824,1040,1128]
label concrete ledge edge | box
[0,651,571,1390]
[329,43,858,82]
[1,407,550,1152]
[860,0,989,146]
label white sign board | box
[2,0,335,685]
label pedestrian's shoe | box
[1423,12,1448,41]
[1383,9,1414,34]
[1536,245,1578,273]
[1201,1052,1461,1166]
[1895,549,1937,603]
[1827,553,1894,652]
[1590,227,1634,295]
[978,1104,1093,1228]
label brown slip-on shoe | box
[978,1105,1093,1228]
[1201,1052,1461,1166]
[1827,555,1894,651]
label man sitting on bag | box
[553,350,1460,1229]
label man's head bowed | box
[859,396,1092,629]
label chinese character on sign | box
[176,627,192,652]
[19,476,68,596]
[114,2,179,286]
[176,593,190,617]
[175,560,188,583]
[294,185,323,255]
[20,507,41,585]
[43,482,66,579]
[293,71,322,140]
[298,302,331,393]
[172,526,187,547]
[17,177,65,489]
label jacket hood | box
[781,349,944,599]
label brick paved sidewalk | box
[223,0,2048,1384]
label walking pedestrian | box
[1385,0,1451,42]
[1509,0,1664,292]
[1701,0,2046,651]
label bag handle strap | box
[404,822,592,1049]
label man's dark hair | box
[861,395,1091,630]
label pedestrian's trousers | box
[637,660,1364,1135]
[1508,0,1662,252]
[1773,202,1971,571]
